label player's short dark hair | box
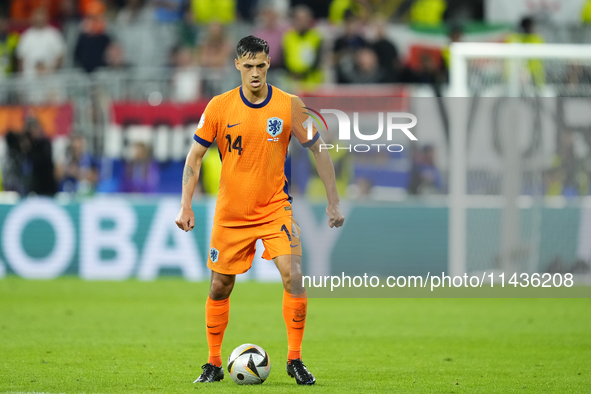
[236,35,269,59]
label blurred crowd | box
[2,122,165,197]
[0,0,466,199]
[3,0,591,93]
[2,0,591,200]
[0,0,490,94]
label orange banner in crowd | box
[0,104,73,138]
[10,0,61,23]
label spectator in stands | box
[0,14,19,76]
[253,5,288,68]
[104,0,127,21]
[3,131,28,195]
[170,45,201,102]
[148,0,184,23]
[197,22,232,96]
[237,0,258,22]
[116,0,154,24]
[544,167,565,197]
[548,130,588,196]
[16,7,66,77]
[56,134,94,194]
[340,46,388,84]
[507,16,545,45]
[409,52,445,85]
[407,145,444,195]
[58,0,82,69]
[190,0,236,24]
[282,5,323,90]
[121,142,159,193]
[506,16,545,86]
[178,4,197,47]
[367,1,400,20]
[410,0,446,26]
[58,0,82,25]
[116,0,161,68]
[333,11,367,83]
[440,24,459,68]
[330,0,400,24]
[197,22,233,69]
[79,162,99,196]
[74,1,112,73]
[371,14,400,83]
[104,41,130,69]
[329,0,367,25]
[24,117,58,196]
[291,0,330,20]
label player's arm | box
[175,141,208,232]
[308,137,345,228]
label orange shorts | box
[207,215,302,275]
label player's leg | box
[262,216,315,385]
[272,217,307,360]
[274,253,307,359]
[274,253,315,385]
[195,224,256,383]
[206,271,235,364]
[195,271,234,383]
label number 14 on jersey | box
[225,134,243,155]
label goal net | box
[448,43,591,277]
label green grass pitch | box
[1,277,590,393]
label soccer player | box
[175,35,345,385]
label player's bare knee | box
[282,274,292,293]
[291,275,305,295]
[209,283,232,300]
[209,272,235,300]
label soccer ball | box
[227,343,271,385]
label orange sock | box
[282,289,307,361]
[205,296,230,367]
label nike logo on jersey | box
[227,123,241,128]
[290,243,300,248]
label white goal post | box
[448,42,591,277]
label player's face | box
[235,52,271,94]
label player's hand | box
[326,203,345,228]
[175,207,195,232]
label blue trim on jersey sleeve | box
[193,134,212,148]
[301,132,320,148]
[239,84,273,108]
[283,179,293,203]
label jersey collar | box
[239,83,273,108]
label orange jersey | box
[194,84,318,227]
